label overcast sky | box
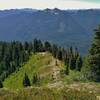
[0,0,100,10]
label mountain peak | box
[53,8,61,12]
[44,8,61,12]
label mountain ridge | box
[0,8,100,54]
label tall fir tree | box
[57,47,62,60]
[87,25,100,81]
[65,65,69,75]
[33,39,38,53]
[64,56,69,75]
[75,56,83,71]
[44,41,51,52]
[69,57,76,70]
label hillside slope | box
[3,52,64,89]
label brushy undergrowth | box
[0,87,98,100]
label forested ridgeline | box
[0,39,82,85]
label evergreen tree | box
[74,47,79,59]
[87,25,100,81]
[64,56,69,75]
[69,57,76,70]
[75,56,83,71]
[57,47,62,60]
[69,46,73,56]
[23,73,31,87]
[0,43,5,61]
[44,41,51,52]
[38,40,44,52]
[65,65,69,75]
[33,39,38,53]
[33,39,43,53]
[24,41,29,51]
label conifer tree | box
[33,39,38,53]
[38,40,44,52]
[44,41,51,52]
[87,25,100,81]
[23,73,31,87]
[76,56,83,71]
[63,55,69,75]
[74,47,79,59]
[65,64,69,75]
[57,47,62,60]
[24,41,29,51]
[69,57,76,70]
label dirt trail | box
[39,53,61,79]
[50,57,61,80]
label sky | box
[0,0,100,10]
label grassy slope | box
[3,52,64,90]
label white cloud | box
[0,0,100,10]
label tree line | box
[0,41,32,81]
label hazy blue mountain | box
[0,8,100,54]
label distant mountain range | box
[0,8,100,54]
